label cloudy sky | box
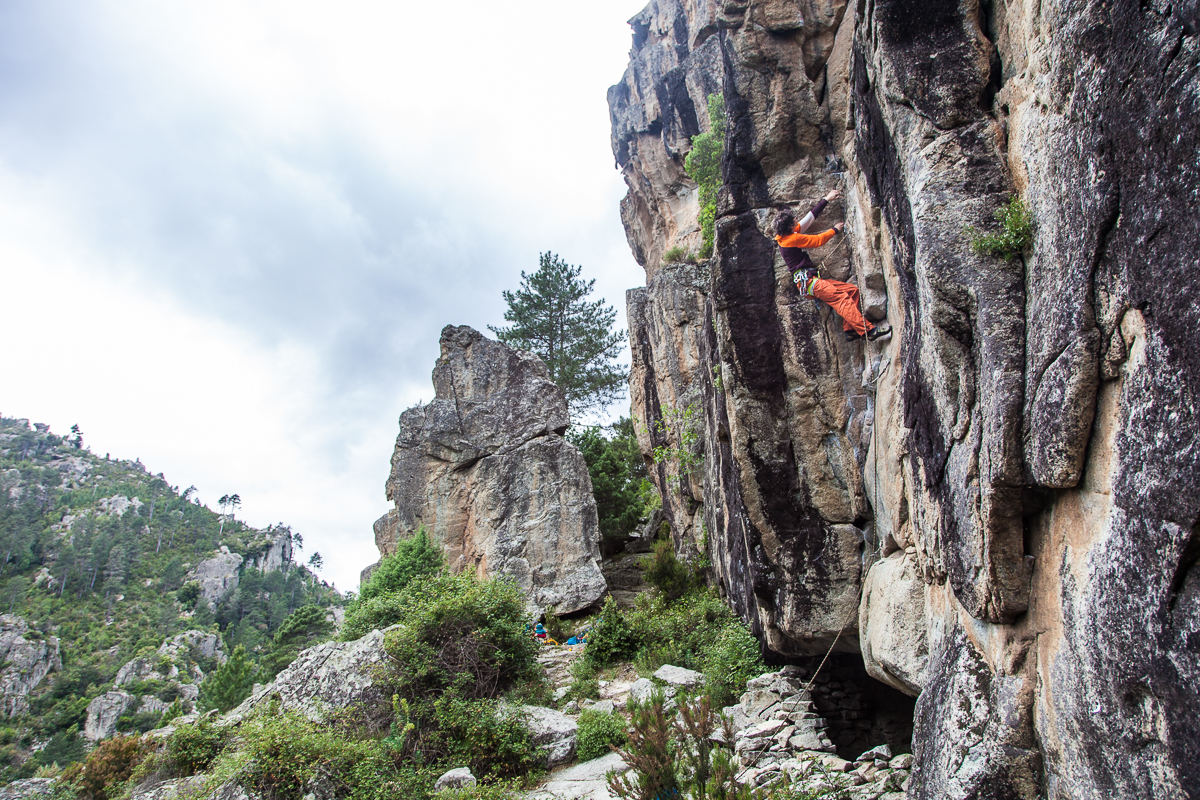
[0,0,650,591]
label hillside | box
[0,416,341,780]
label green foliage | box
[198,644,257,713]
[608,689,678,800]
[582,590,763,707]
[357,528,444,603]
[568,418,649,554]
[175,582,201,607]
[488,252,627,420]
[260,605,335,679]
[684,94,727,259]
[640,539,701,603]
[647,404,704,474]
[577,708,628,761]
[0,416,342,775]
[662,246,695,264]
[967,197,1033,260]
[164,719,229,777]
[380,572,539,703]
[238,708,392,800]
[584,597,641,667]
[435,780,525,800]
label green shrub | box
[358,527,444,603]
[380,572,539,702]
[577,709,628,761]
[435,780,525,800]
[583,597,640,668]
[662,247,694,264]
[968,197,1033,260]
[640,539,699,602]
[165,720,229,777]
[684,94,726,259]
[582,590,764,705]
[175,582,201,607]
[238,708,390,800]
[425,698,541,780]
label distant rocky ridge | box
[372,325,607,616]
[609,0,1199,798]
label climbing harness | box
[792,231,850,299]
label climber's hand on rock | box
[825,189,842,202]
[834,222,845,233]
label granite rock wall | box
[610,0,1200,796]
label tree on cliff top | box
[489,252,626,419]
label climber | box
[775,190,891,342]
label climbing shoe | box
[867,325,892,342]
[845,330,864,342]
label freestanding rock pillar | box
[378,326,606,616]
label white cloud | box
[0,0,650,590]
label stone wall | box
[610,0,1200,796]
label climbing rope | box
[799,599,857,699]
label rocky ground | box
[518,644,912,800]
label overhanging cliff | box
[610,0,1199,797]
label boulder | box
[652,664,704,689]
[84,690,135,741]
[0,615,61,717]
[381,326,606,615]
[524,751,628,800]
[433,768,476,792]
[520,704,578,768]
[0,779,54,800]
[228,627,392,723]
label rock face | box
[379,325,607,615]
[610,1,1200,798]
[0,615,60,718]
[228,627,392,723]
[187,546,244,606]
[85,629,224,741]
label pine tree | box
[199,644,258,713]
[489,252,627,420]
[260,605,334,678]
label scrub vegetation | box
[968,197,1034,261]
[0,417,339,781]
[684,94,727,260]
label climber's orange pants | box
[811,278,873,336]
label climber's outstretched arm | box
[796,189,841,233]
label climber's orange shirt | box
[774,228,836,249]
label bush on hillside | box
[382,571,539,702]
[581,589,763,707]
[358,527,444,603]
[63,734,153,800]
[165,719,229,777]
[640,539,700,602]
[577,709,628,761]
